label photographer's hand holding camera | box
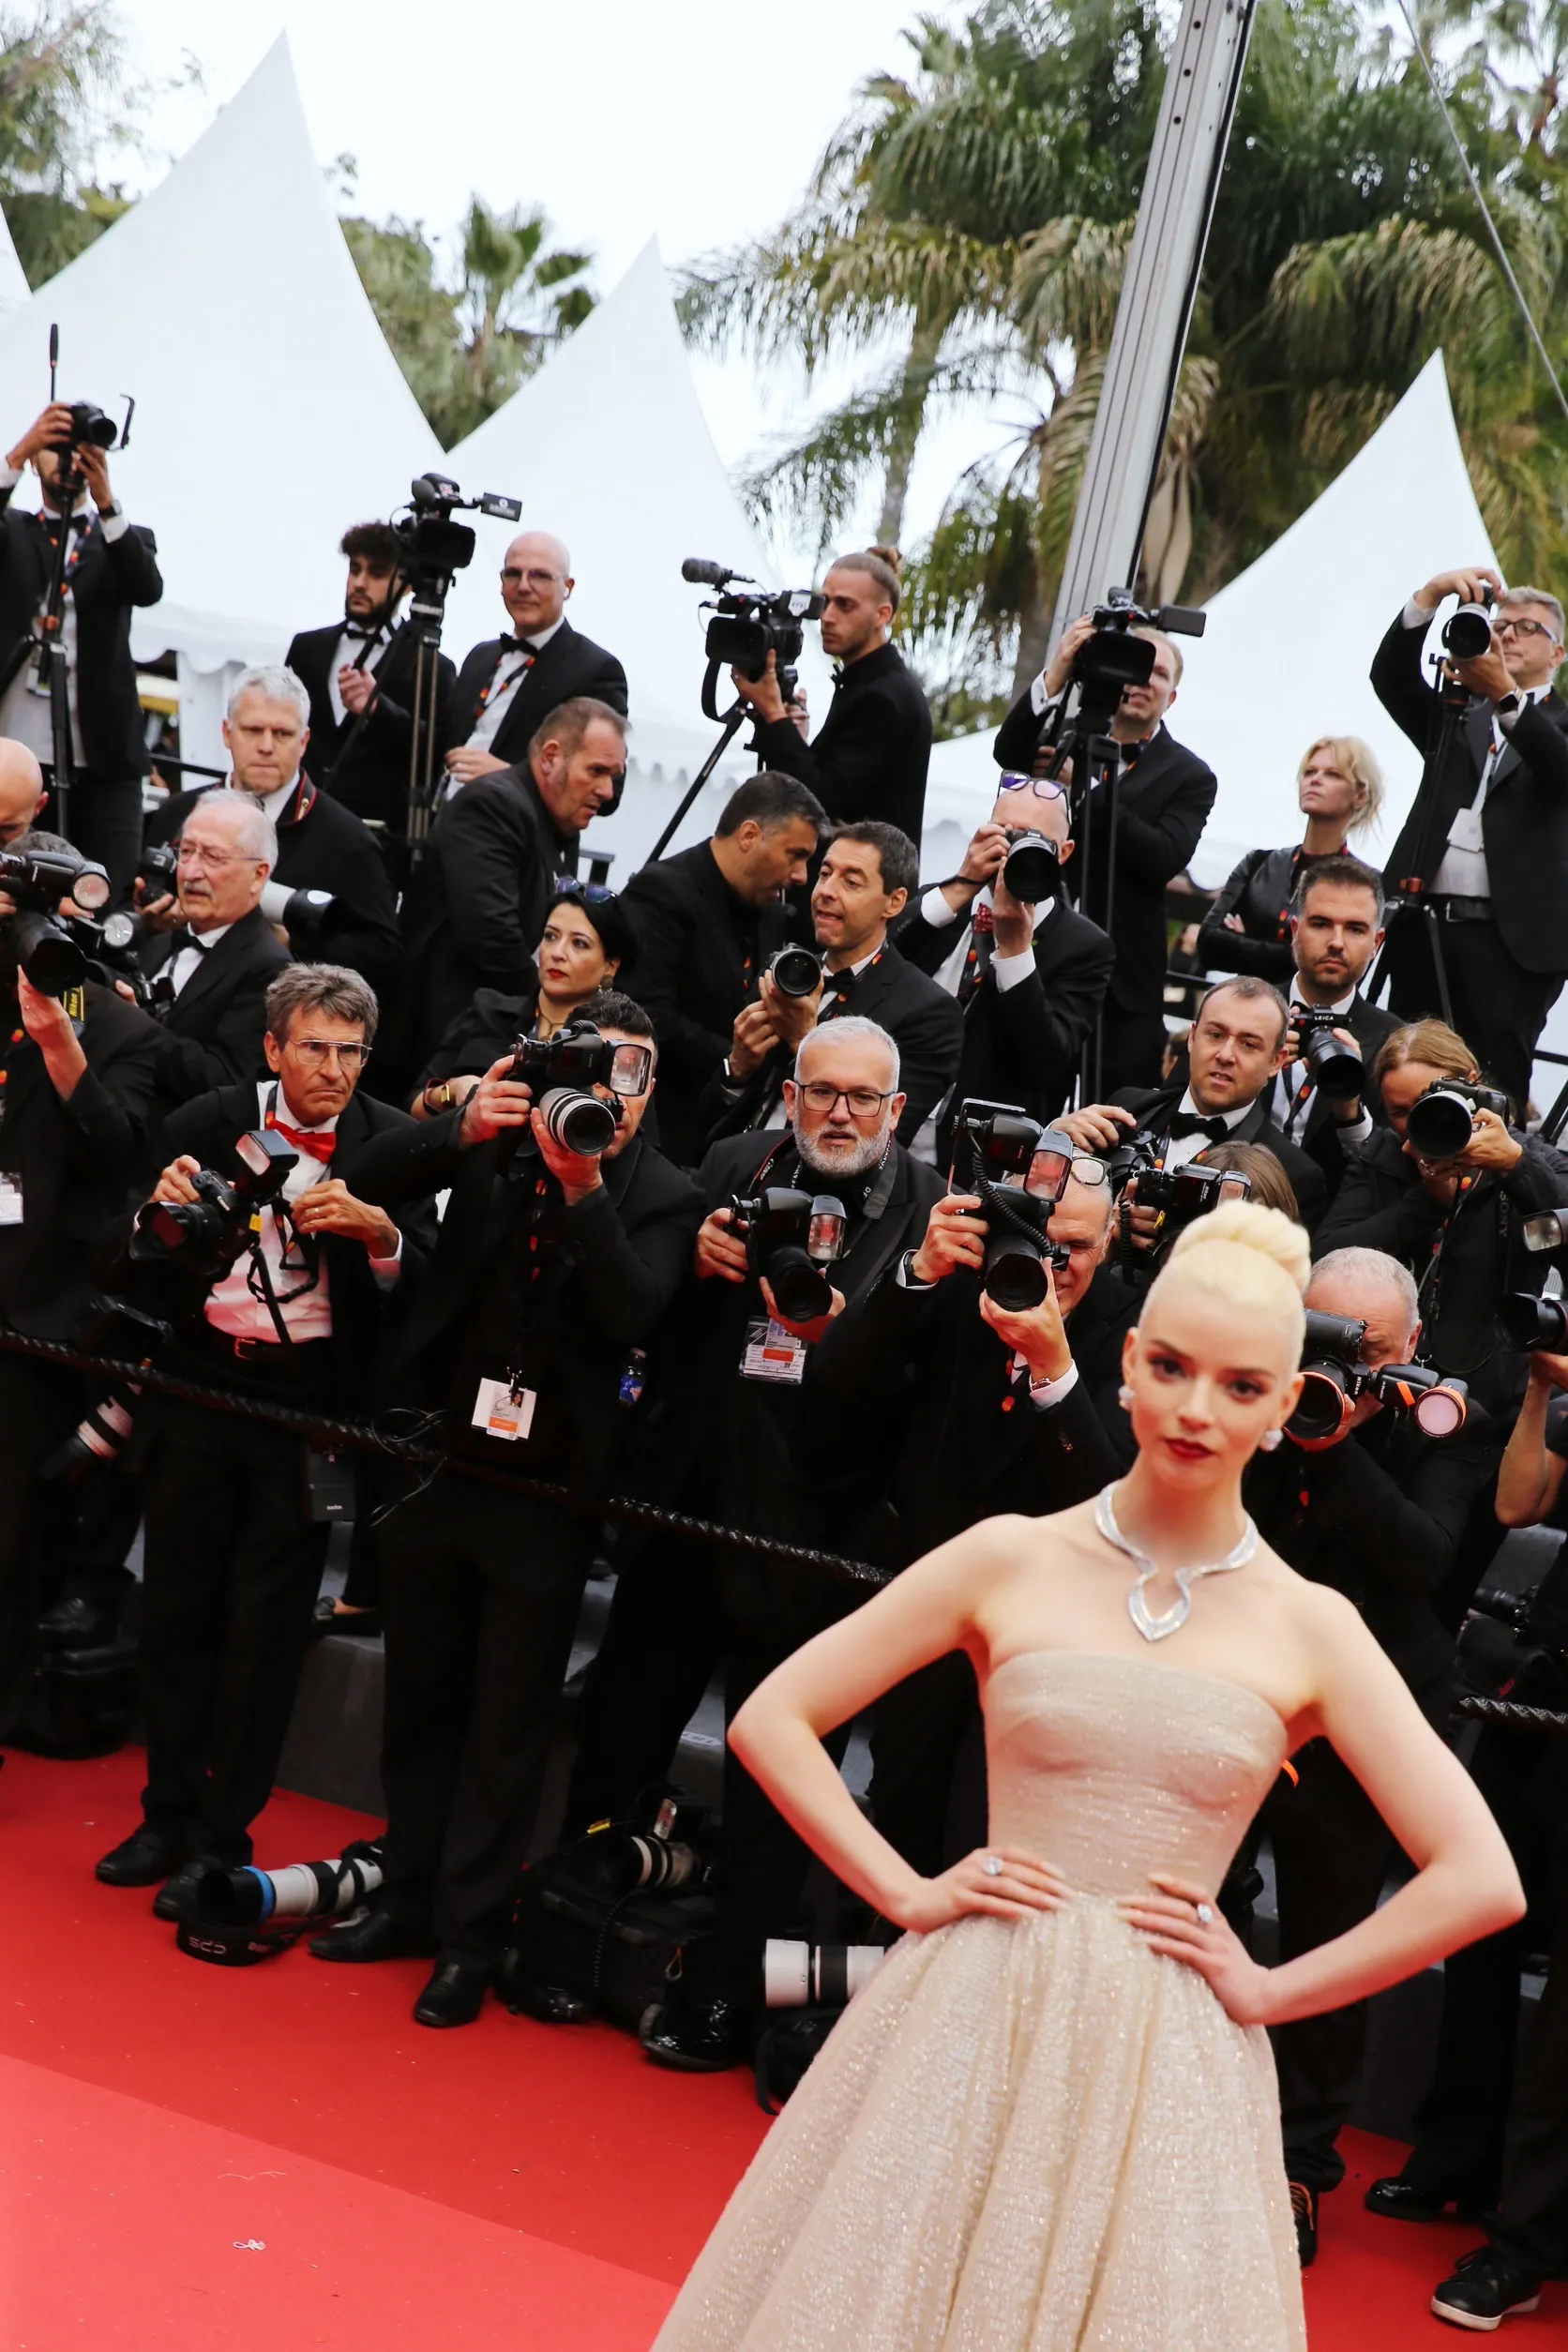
[1265,855,1402,1201]
[0,404,162,899]
[1373,566,1568,1110]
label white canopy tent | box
[0,204,29,315]
[443,238,831,882]
[0,37,443,764]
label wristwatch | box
[1495,690,1522,722]
[423,1079,456,1114]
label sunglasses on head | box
[552,876,619,909]
[998,773,1069,803]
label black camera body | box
[508,1018,654,1157]
[1289,1308,1468,1442]
[66,400,117,451]
[130,1126,298,1274]
[135,841,178,909]
[766,943,823,1000]
[1442,582,1495,662]
[683,558,826,720]
[727,1186,848,1322]
[1065,588,1206,732]
[0,843,111,996]
[1103,1131,1252,1281]
[1405,1078,1510,1160]
[392,473,522,595]
[949,1099,1075,1312]
[1291,1006,1365,1102]
[1498,1291,1568,1354]
[1001,828,1063,904]
[67,907,152,1005]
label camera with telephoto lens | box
[391,473,521,594]
[726,1187,848,1322]
[1522,1208,1568,1256]
[763,1938,889,2011]
[129,1126,297,1274]
[949,1098,1075,1312]
[1291,1006,1365,1102]
[1498,1292,1568,1353]
[179,1839,387,1967]
[1102,1132,1253,1281]
[999,821,1063,905]
[1063,588,1206,733]
[135,842,177,909]
[578,1793,713,1897]
[1288,1308,1469,1443]
[682,557,826,721]
[1442,581,1496,662]
[765,942,823,1000]
[38,1297,170,1485]
[0,842,110,995]
[509,1018,654,1157]
[259,881,337,940]
[1404,1077,1510,1159]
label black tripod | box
[1364,673,1471,1032]
[1035,686,1129,1102]
[640,651,780,869]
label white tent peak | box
[0,33,442,673]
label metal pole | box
[1050,0,1260,648]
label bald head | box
[0,738,46,845]
[502,530,573,639]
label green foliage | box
[0,4,144,283]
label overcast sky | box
[106,1,1025,579]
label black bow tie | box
[169,927,208,957]
[342,621,382,642]
[505,637,538,658]
[1168,1110,1230,1142]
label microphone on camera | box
[681,557,733,587]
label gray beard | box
[795,1121,892,1180]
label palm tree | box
[451,196,595,433]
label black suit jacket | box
[1372,611,1568,973]
[142,1081,435,1411]
[446,618,628,772]
[1110,1079,1328,1231]
[897,892,1115,1144]
[814,1258,1138,1569]
[749,641,932,844]
[619,840,799,1168]
[993,695,1216,1017]
[0,491,163,778]
[694,938,962,1155]
[0,978,163,1335]
[1198,844,1321,984]
[137,903,291,1106]
[145,779,404,1016]
[394,762,575,1081]
[285,619,456,833]
[1286,989,1403,1203]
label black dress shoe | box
[152,1857,243,1923]
[1431,2245,1541,2329]
[413,1958,491,2028]
[1366,2174,1490,2225]
[96,1822,188,1887]
[642,1990,752,2073]
[38,1595,118,1651]
[308,1906,434,1963]
[1289,2180,1319,2269]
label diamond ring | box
[1196,1902,1214,1925]
[981,1856,1004,1878]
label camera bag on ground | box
[499,1797,716,2033]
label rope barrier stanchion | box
[0,1324,891,1593]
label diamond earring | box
[1118,1383,1135,1412]
[1259,1427,1284,1452]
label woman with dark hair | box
[408,882,635,1119]
[1315,1018,1568,1417]
[1198,737,1384,983]
[1195,1138,1304,1224]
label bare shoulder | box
[1260,1557,1395,1693]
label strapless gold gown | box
[653,1651,1307,2352]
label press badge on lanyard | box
[472,1376,537,1441]
[741,1319,807,1385]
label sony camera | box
[391,472,522,594]
[766,942,823,1000]
[683,557,826,721]
[949,1099,1075,1312]
[727,1186,848,1322]
[1288,1309,1469,1443]
[1404,1078,1510,1160]
[0,842,111,995]
[1497,1291,1568,1353]
[130,1126,298,1274]
[1290,1006,1365,1102]
[509,1018,654,1156]
[1442,581,1495,662]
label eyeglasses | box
[1067,1155,1108,1185]
[286,1038,372,1069]
[500,567,564,588]
[1494,616,1557,642]
[176,841,250,871]
[797,1082,893,1120]
[998,773,1068,802]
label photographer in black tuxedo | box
[1372,567,1568,1109]
[286,521,455,836]
[134,790,290,1103]
[1268,853,1402,1205]
[994,615,1215,1091]
[728,549,932,845]
[696,821,960,1152]
[0,402,163,898]
[895,770,1114,1161]
[620,772,824,1168]
[444,530,626,799]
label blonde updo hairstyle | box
[1143,1199,1310,1365]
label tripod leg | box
[1424,903,1456,1032]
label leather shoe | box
[308,1906,434,1963]
[1366,2174,1490,2226]
[96,1822,188,1887]
[1289,2181,1319,2269]
[413,1958,491,2028]
[642,1990,752,2073]
[152,1857,243,1923]
[38,1595,118,1651]
[1431,2245,1541,2329]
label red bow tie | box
[265,1112,336,1163]
[971,903,995,936]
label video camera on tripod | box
[682,558,825,723]
[389,473,522,853]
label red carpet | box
[0,1745,1561,2346]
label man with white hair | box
[443,528,627,794]
[141,665,403,1014]
[135,787,290,1098]
[568,1017,946,2072]
[1239,1243,1496,2268]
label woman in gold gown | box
[650,1202,1523,2352]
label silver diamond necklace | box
[1094,1481,1259,1644]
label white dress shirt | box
[166,918,233,997]
[1161,1088,1255,1172]
[327,625,391,727]
[1400,596,1549,898]
[1270,984,1372,1148]
[0,475,131,767]
[463,613,565,754]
